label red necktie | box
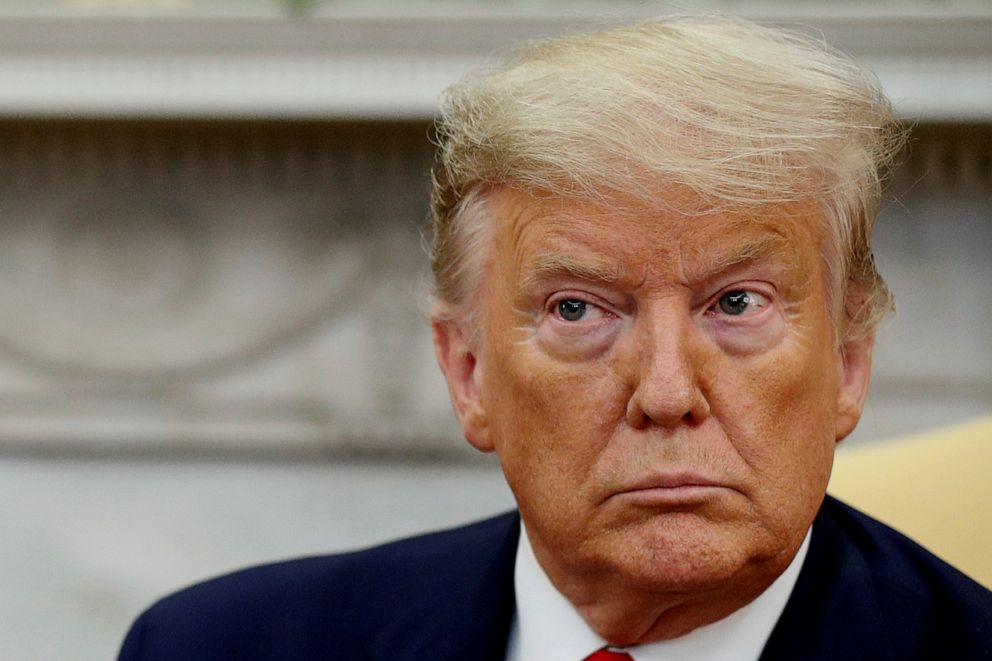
[585,650,634,661]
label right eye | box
[540,293,622,359]
[556,299,588,321]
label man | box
[119,16,992,660]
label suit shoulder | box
[119,512,519,661]
[821,496,992,652]
[822,496,990,601]
[765,497,992,660]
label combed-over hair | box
[430,15,905,339]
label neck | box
[572,578,775,644]
[528,537,801,646]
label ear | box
[431,311,493,452]
[834,329,875,443]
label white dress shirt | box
[505,524,811,661]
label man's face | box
[434,187,872,623]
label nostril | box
[625,397,649,430]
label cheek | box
[485,348,624,484]
[722,334,840,507]
[758,342,836,426]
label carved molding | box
[0,121,463,453]
[0,120,986,454]
[892,124,992,194]
[0,9,988,120]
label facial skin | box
[432,187,874,645]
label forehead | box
[487,188,822,283]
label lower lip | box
[614,485,728,506]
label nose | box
[624,311,710,430]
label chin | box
[603,515,785,592]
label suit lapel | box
[369,512,520,661]
[760,497,893,661]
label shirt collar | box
[506,523,811,661]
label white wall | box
[0,456,514,660]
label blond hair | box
[430,15,905,339]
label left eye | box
[717,290,766,316]
[557,299,588,321]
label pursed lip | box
[607,471,736,503]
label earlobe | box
[835,330,875,443]
[431,312,493,452]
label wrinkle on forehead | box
[501,196,653,293]
[678,227,801,284]
[490,187,818,288]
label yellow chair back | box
[829,416,992,589]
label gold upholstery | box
[828,416,992,589]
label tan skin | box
[433,187,874,645]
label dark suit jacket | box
[118,496,992,660]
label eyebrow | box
[520,253,624,291]
[685,231,798,281]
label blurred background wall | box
[0,2,987,659]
